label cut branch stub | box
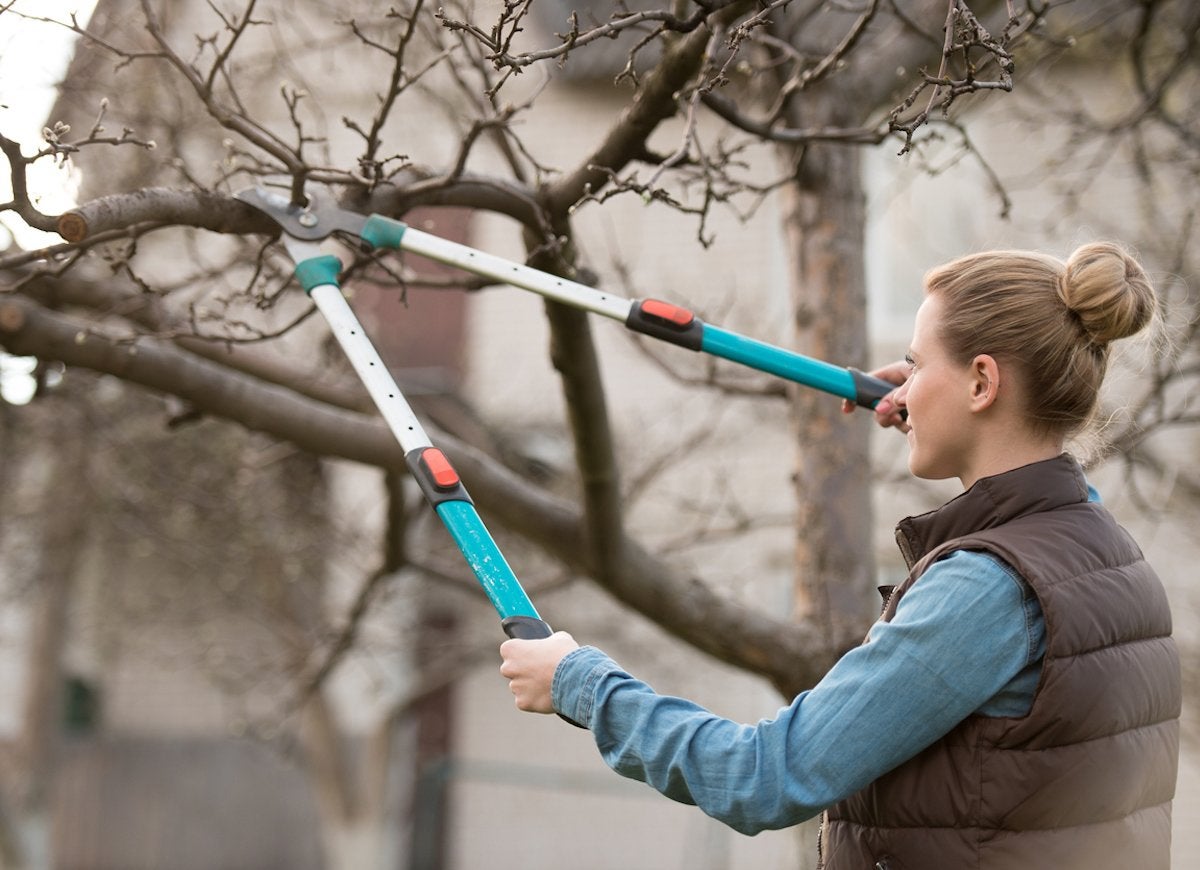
[57,212,89,243]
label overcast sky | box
[0,2,96,403]
[0,1,98,248]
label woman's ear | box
[969,354,1001,412]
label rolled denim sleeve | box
[552,646,617,728]
[550,549,1044,835]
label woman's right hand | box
[842,360,910,432]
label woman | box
[499,242,1181,869]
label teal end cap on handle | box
[294,255,342,294]
[435,500,540,621]
[700,325,858,401]
[360,214,408,250]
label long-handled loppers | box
[236,186,555,642]
[238,186,900,410]
[234,184,900,641]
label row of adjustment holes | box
[459,253,611,304]
[346,328,414,430]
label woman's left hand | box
[499,631,580,714]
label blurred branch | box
[547,9,744,215]
[294,471,410,705]
[889,1,1019,153]
[339,3,431,186]
[0,291,832,695]
[436,0,727,74]
[137,0,309,195]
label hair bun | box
[1060,242,1155,347]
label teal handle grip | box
[361,214,408,250]
[434,500,540,620]
[700,325,858,400]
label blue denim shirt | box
[551,549,1046,835]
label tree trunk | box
[780,97,876,651]
[406,609,456,870]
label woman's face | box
[892,293,979,482]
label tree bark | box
[781,100,876,651]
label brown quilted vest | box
[819,455,1180,870]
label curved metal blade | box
[233,186,368,241]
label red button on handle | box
[641,299,695,327]
[421,448,460,489]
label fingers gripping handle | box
[502,616,586,729]
[422,486,584,728]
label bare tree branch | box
[0,292,832,695]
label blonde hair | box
[924,242,1156,436]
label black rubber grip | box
[849,368,908,420]
[501,615,554,639]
